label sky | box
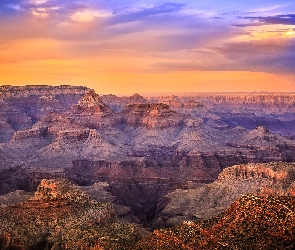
[1,0,295,95]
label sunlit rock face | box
[136,195,295,250]
[121,103,189,129]
[0,178,140,250]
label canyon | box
[1,85,295,248]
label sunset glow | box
[1,0,295,95]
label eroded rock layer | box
[156,162,295,227]
[2,86,295,230]
[0,179,139,250]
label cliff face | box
[1,181,295,249]
[0,179,139,250]
[122,103,188,129]
[156,162,295,228]
[150,94,295,138]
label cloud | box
[71,9,112,22]
[236,14,295,27]
[105,3,185,25]
[244,14,295,25]
[152,38,295,74]
[249,4,291,13]
[0,0,24,14]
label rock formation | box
[101,93,147,112]
[121,103,188,129]
[136,195,295,249]
[2,86,295,228]
[156,162,295,227]
[0,179,139,249]
[0,85,89,142]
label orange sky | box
[0,0,295,95]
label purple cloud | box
[106,3,185,25]
[239,14,295,26]
[152,39,295,74]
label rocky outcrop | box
[43,91,118,130]
[12,127,49,140]
[122,103,188,128]
[3,86,295,232]
[156,162,295,227]
[136,195,295,249]
[73,89,113,113]
[0,179,139,249]
[56,129,92,143]
[150,94,295,137]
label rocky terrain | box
[2,85,295,230]
[136,194,295,249]
[1,178,295,249]
[0,178,140,249]
[149,93,295,137]
[156,162,295,227]
[0,85,88,143]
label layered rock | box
[0,179,139,249]
[12,127,49,140]
[156,162,295,227]
[195,93,295,108]
[0,85,90,142]
[122,103,189,129]
[36,90,117,132]
[3,86,295,231]
[150,93,295,137]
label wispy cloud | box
[249,3,291,13]
[105,3,185,26]
[152,38,295,74]
[243,14,295,25]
